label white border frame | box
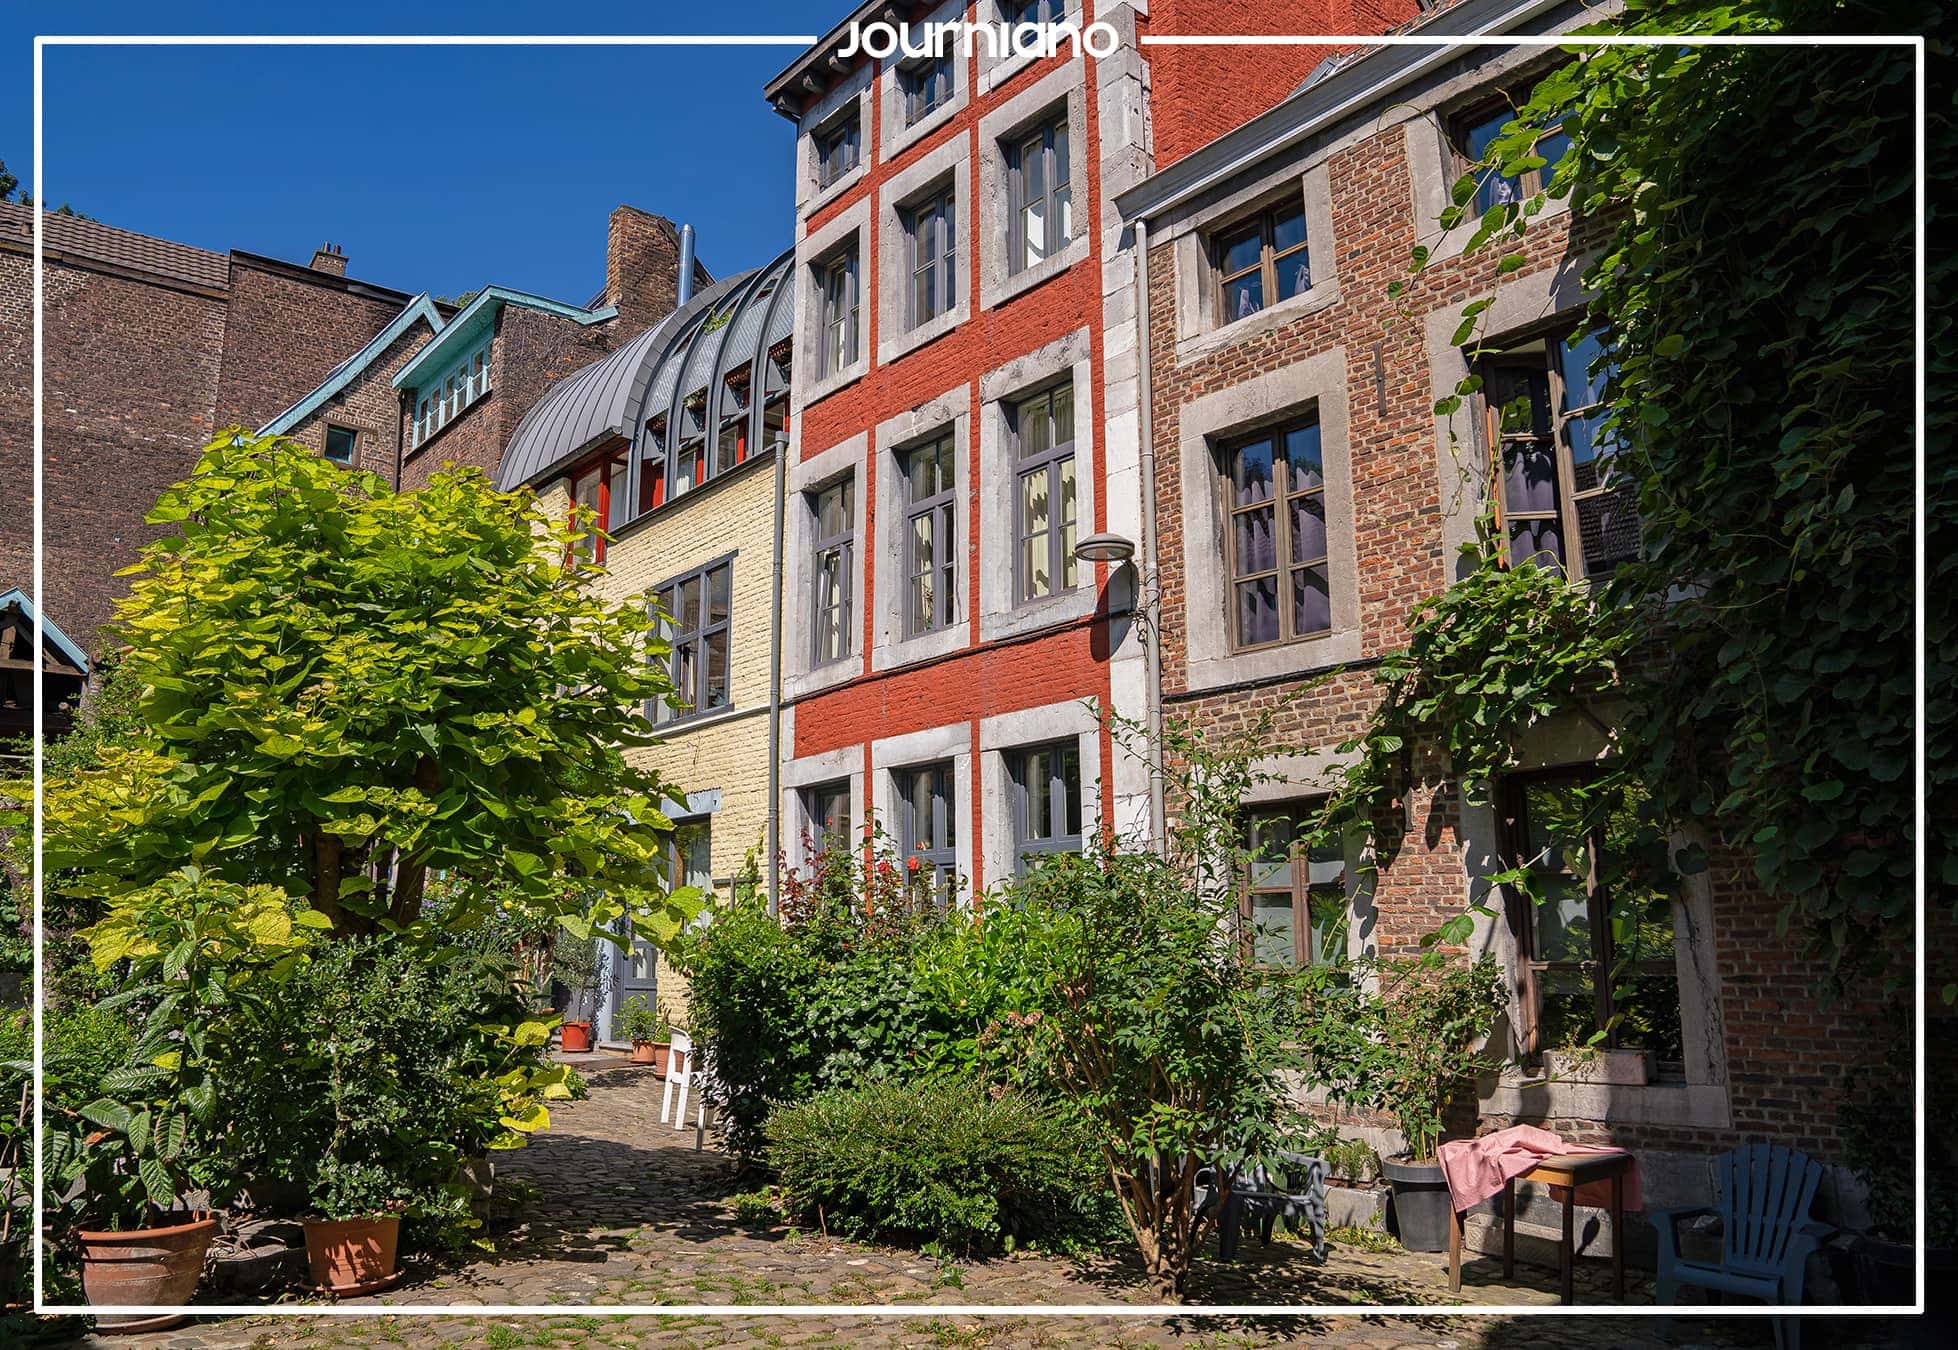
[26,30,1927,1324]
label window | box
[1011,740,1082,872]
[716,376,750,476]
[1008,116,1072,273]
[814,110,861,189]
[803,781,852,856]
[674,395,708,499]
[637,418,669,515]
[568,451,629,566]
[667,820,713,892]
[761,347,792,457]
[897,761,958,907]
[1454,100,1571,215]
[1242,804,1347,966]
[1009,382,1078,603]
[324,424,357,465]
[1005,0,1064,22]
[1499,772,1682,1068]
[409,335,492,447]
[1222,418,1329,650]
[905,184,959,329]
[651,559,733,724]
[817,247,860,378]
[810,478,855,666]
[1481,329,1634,579]
[902,434,959,636]
[898,52,953,126]
[1212,199,1311,324]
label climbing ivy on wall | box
[1339,0,1940,992]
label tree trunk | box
[311,831,347,932]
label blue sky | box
[2,2,834,301]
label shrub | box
[765,1080,1112,1254]
[41,1003,134,1113]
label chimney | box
[605,206,697,330]
[310,242,347,276]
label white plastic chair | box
[659,1027,695,1127]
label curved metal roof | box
[497,252,791,491]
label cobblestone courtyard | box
[63,1064,1915,1349]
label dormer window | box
[407,333,492,450]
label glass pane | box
[1271,204,1306,254]
[1306,838,1344,887]
[1058,742,1082,836]
[1236,576,1279,647]
[1024,746,1054,841]
[1508,519,1565,572]
[1559,330,1611,411]
[1249,893,1297,966]
[1578,487,1640,578]
[1534,874,1593,964]
[1051,383,1073,445]
[1502,440,1560,515]
[1465,111,1524,213]
[1291,565,1331,636]
[607,460,630,528]
[1289,491,1326,564]
[671,639,696,711]
[1020,393,1052,457]
[1307,890,1348,965]
[708,565,731,623]
[912,267,936,325]
[1231,438,1274,505]
[716,422,741,473]
[677,577,702,630]
[1058,456,1078,589]
[704,629,729,707]
[1220,224,1262,276]
[1233,504,1276,575]
[818,483,849,537]
[1224,271,1264,321]
[1538,968,1591,1050]
[1536,125,1572,183]
[1020,464,1052,537]
[1614,971,1683,1061]
[1276,247,1311,301]
[1053,127,1072,245]
[1247,814,1293,889]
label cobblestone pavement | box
[56,1064,1917,1349]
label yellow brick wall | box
[583,463,781,1032]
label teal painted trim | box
[392,286,619,393]
[257,296,445,436]
[0,587,91,673]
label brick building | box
[0,202,426,663]
[1110,0,1896,1252]
[758,0,1413,899]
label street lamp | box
[1072,530,1136,565]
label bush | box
[765,1080,1112,1254]
[42,1003,136,1113]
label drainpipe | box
[677,224,697,306]
[1134,217,1166,848]
[765,410,787,917]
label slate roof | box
[0,199,230,292]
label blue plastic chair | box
[1649,1143,1835,1350]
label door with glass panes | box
[606,821,710,1041]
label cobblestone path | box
[60,1063,1916,1349]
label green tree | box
[23,432,698,953]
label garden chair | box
[1196,1151,1330,1263]
[658,1029,714,1148]
[1649,1143,1833,1350]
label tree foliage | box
[1374,0,1931,988]
[17,434,699,952]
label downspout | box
[1134,217,1167,848]
[765,407,787,916]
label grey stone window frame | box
[905,182,960,330]
[1220,414,1331,653]
[1007,114,1072,275]
[648,555,733,726]
[1009,738,1083,872]
[814,107,862,190]
[324,424,357,465]
[817,246,861,379]
[809,477,855,668]
[901,432,960,639]
[781,742,866,877]
[1008,380,1078,607]
[1168,164,1337,363]
[978,58,1088,312]
[898,51,955,127]
[1209,196,1312,331]
[897,759,959,907]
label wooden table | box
[1446,1150,1634,1305]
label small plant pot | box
[78,1213,218,1332]
[559,1020,594,1054]
[629,1039,657,1065]
[302,1215,402,1297]
[1382,1157,1452,1253]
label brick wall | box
[212,255,409,432]
[285,322,435,477]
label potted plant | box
[1838,1044,1956,1337]
[1299,956,1505,1253]
[551,933,600,1054]
[302,1159,411,1297]
[619,995,671,1070]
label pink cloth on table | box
[1436,1124,1642,1213]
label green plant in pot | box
[302,1159,415,1298]
[1297,955,1505,1253]
[48,868,319,1329]
[618,995,672,1070]
[551,929,601,1054]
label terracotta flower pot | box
[302,1215,402,1297]
[78,1213,218,1333]
[559,1020,594,1054]
[630,1039,657,1065]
